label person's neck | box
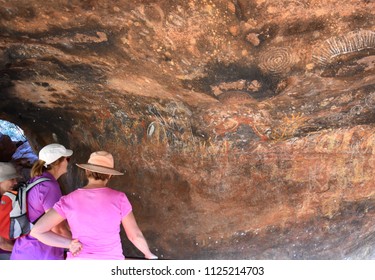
[84,179,107,189]
[47,169,61,180]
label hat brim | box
[76,163,124,175]
[64,149,73,157]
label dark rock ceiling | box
[0,0,374,259]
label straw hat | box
[76,151,123,175]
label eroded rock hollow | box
[1,0,374,259]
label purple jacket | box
[10,172,65,260]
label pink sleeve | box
[121,193,132,218]
[53,196,67,219]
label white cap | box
[0,162,20,182]
[39,143,73,166]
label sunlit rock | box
[0,0,374,259]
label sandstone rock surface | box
[0,0,374,259]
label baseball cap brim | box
[64,149,73,157]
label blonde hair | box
[30,157,65,178]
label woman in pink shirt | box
[31,151,157,260]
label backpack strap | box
[18,177,51,224]
[25,177,51,192]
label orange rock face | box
[0,0,374,259]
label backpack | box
[0,178,50,240]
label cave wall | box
[0,0,375,259]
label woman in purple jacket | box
[10,143,73,260]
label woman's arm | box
[122,212,157,259]
[50,219,72,239]
[30,209,81,255]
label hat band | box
[84,163,117,171]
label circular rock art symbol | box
[258,47,295,76]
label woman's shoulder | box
[29,172,56,185]
[70,187,127,199]
[27,174,59,194]
[95,187,127,199]
[100,187,129,201]
[72,186,123,195]
[58,189,81,203]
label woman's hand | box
[145,253,158,260]
[69,239,82,256]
